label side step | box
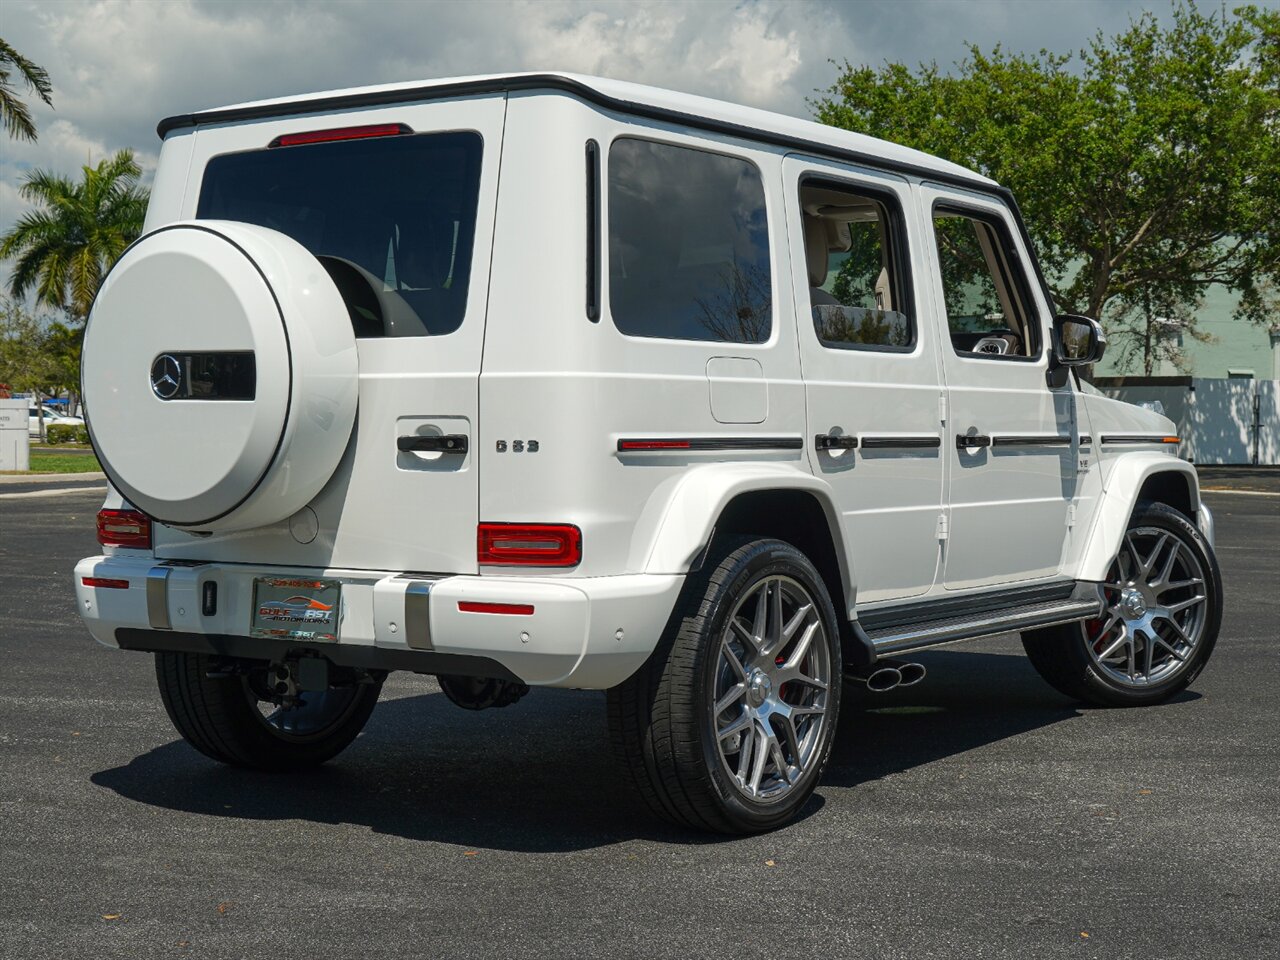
[857,582,1103,656]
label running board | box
[860,583,1103,655]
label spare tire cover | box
[83,220,358,532]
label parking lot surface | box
[1,489,1276,960]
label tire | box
[607,538,843,834]
[1022,500,1222,707]
[155,652,381,770]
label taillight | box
[269,123,411,148]
[96,509,152,549]
[477,523,581,567]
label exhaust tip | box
[864,666,902,692]
[896,662,927,686]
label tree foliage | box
[812,2,1279,373]
[0,298,58,402]
[0,37,52,142]
[0,150,149,320]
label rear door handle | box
[815,433,858,451]
[955,433,992,449]
[397,434,469,454]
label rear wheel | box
[608,538,842,834]
[155,652,381,770]
[1022,501,1221,707]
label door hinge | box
[938,394,948,424]
[936,513,949,540]
[1066,504,1077,528]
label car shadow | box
[90,650,1198,851]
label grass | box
[13,450,103,474]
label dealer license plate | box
[250,577,342,642]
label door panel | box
[784,156,944,604]
[919,184,1077,590]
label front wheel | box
[1022,500,1222,707]
[155,652,382,769]
[608,538,842,834]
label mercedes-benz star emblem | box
[150,354,182,400]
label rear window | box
[197,130,482,338]
[608,138,771,343]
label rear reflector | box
[96,509,152,549]
[618,439,692,451]
[457,601,535,616]
[82,577,129,590]
[269,123,411,148]
[477,523,582,567]
[1162,436,1181,444]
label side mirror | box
[1053,314,1106,367]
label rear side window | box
[608,138,771,343]
[197,131,482,338]
[800,180,913,351]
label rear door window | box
[197,130,483,338]
[608,138,771,343]
[800,180,914,351]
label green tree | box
[0,298,58,435]
[0,38,52,142]
[812,2,1280,375]
[44,320,84,413]
[0,150,148,319]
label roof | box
[158,71,996,190]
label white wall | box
[1092,378,1280,465]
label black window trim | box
[799,173,918,355]
[929,198,1045,364]
[604,133,776,347]
[585,139,601,321]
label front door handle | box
[397,434,469,454]
[815,433,859,451]
[955,433,992,450]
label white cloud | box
[3,0,1266,289]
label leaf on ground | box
[216,902,233,915]
[463,851,478,857]
[1080,932,1090,938]
[1138,789,1153,795]
[764,859,776,867]
[102,914,121,920]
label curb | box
[0,472,107,485]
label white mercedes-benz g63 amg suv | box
[75,73,1221,834]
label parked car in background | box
[28,404,85,439]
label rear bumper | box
[74,555,683,689]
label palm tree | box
[0,38,53,141]
[0,150,148,319]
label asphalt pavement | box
[1,488,1276,960]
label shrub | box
[45,423,89,445]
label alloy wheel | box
[712,575,832,802]
[1084,526,1209,688]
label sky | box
[1,0,1274,287]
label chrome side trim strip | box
[146,566,172,631]
[991,435,1073,447]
